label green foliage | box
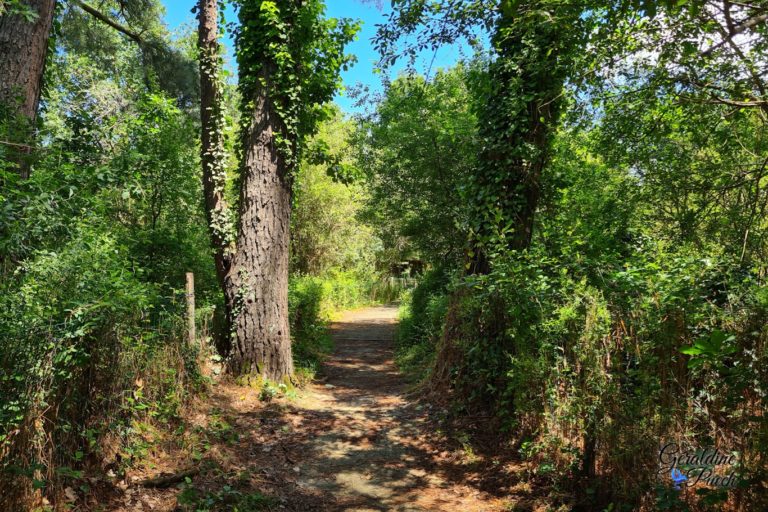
[466,0,587,259]
[368,277,413,304]
[412,222,766,506]
[177,481,275,512]
[377,0,768,506]
[373,0,495,69]
[60,0,199,105]
[2,0,767,509]
[292,110,380,275]
[0,18,216,502]
[396,268,451,381]
[0,229,208,498]
[356,65,478,266]
[288,272,373,374]
[393,69,767,508]
[0,0,38,19]
[680,330,738,369]
[398,268,451,349]
[233,0,360,168]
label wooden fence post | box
[186,272,195,345]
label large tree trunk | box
[225,66,294,380]
[0,0,55,119]
[0,0,56,177]
[197,0,293,380]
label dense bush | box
[0,195,210,507]
[429,246,767,509]
[355,65,478,269]
[395,268,451,381]
[0,30,216,503]
[394,117,768,508]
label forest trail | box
[108,306,512,511]
[288,306,506,511]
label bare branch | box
[71,0,144,45]
[701,11,768,57]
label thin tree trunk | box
[467,1,575,274]
[226,65,294,380]
[435,1,581,400]
[0,0,56,177]
[197,0,235,355]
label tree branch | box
[701,11,768,57]
[136,467,200,488]
[689,93,768,109]
[71,0,144,46]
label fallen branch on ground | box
[135,467,200,488]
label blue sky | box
[161,1,477,112]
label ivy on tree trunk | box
[467,0,584,274]
[198,0,357,380]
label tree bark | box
[0,0,55,120]
[72,0,143,45]
[197,0,235,356]
[225,65,294,380]
[0,0,56,177]
[198,0,293,380]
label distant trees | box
[1,0,194,179]
[292,110,378,276]
[583,0,768,264]
[356,66,477,268]
[372,0,586,271]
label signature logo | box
[659,442,739,489]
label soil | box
[95,306,534,511]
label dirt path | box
[105,306,513,511]
[290,306,506,511]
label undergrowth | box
[399,248,767,510]
[395,268,450,383]
[289,271,374,378]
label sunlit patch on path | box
[104,306,515,511]
[290,306,505,511]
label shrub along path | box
[104,307,521,511]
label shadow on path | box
[103,307,525,511]
[280,306,509,511]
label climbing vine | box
[466,0,587,271]
[0,0,37,18]
[198,0,235,252]
[233,0,359,171]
